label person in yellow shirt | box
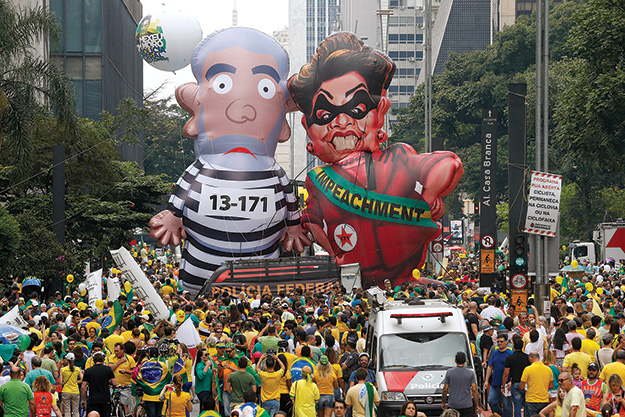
[159,375,192,417]
[290,366,319,417]
[60,352,83,417]
[84,341,105,369]
[580,329,601,358]
[520,352,554,415]
[104,327,125,355]
[108,342,136,414]
[258,352,286,416]
[562,338,593,378]
[599,349,625,383]
[313,356,338,417]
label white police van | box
[364,292,476,416]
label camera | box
[266,348,277,355]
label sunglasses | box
[557,378,567,383]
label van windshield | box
[379,332,470,371]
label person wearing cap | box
[581,362,604,413]
[60,352,82,417]
[442,351,480,417]
[519,352,553,417]
[348,353,376,388]
[480,326,495,368]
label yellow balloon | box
[597,288,604,295]
[143,310,150,316]
[133,252,138,257]
[176,310,185,322]
[124,281,132,293]
[412,269,421,279]
[66,274,74,283]
[562,245,567,251]
[80,289,87,297]
[571,260,579,269]
[148,260,152,266]
[585,282,594,291]
[95,299,104,310]
[78,302,87,310]
[556,276,563,284]
[459,253,466,258]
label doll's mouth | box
[330,132,361,152]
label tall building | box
[385,0,431,112]
[285,0,342,180]
[49,0,144,162]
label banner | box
[208,276,340,299]
[177,318,202,349]
[110,247,170,321]
[107,276,121,302]
[524,171,562,237]
[86,269,103,310]
[0,306,28,328]
[480,109,498,287]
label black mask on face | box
[307,90,377,126]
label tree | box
[0,206,20,279]
[0,0,76,171]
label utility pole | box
[534,0,550,315]
[423,0,432,153]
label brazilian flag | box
[100,300,123,334]
[76,342,90,357]
[289,357,316,382]
[135,359,171,401]
[172,356,188,383]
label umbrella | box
[449,245,464,251]
[560,264,590,273]
[21,277,42,298]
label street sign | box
[511,289,528,312]
[524,171,562,237]
[432,242,443,253]
[480,249,495,274]
[510,273,528,289]
[481,235,495,249]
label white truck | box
[570,221,625,266]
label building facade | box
[49,0,144,162]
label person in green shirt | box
[0,364,36,417]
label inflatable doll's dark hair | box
[288,32,396,117]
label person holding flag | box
[345,368,379,417]
[135,346,172,417]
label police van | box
[365,291,476,416]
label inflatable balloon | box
[571,260,579,269]
[17,334,31,351]
[176,310,185,322]
[95,299,104,310]
[412,269,420,279]
[556,276,563,284]
[459,253,466,259]
[597,275,604,284]
[133,252,138,258]
[66,274,74,283]
[288,32,463,286]
[135,12,203,72]
[585,282,594,291]
[78,283,86,292]
[604,265,612,273]
[124,281,132,293]
[149,27,311,293]
[78,302,87,310]
[597,288,604,295]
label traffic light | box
[510,233,528,274]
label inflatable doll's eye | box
[257,79,276,99]
[213,74,233,94]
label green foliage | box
[391,0,625,244]
[142,98,194,181]
[0,206,20,278]
[0,0,76,171]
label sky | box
[140,0,289,100]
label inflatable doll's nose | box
[226,100,257,123]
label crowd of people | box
[0,245,623,417]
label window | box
[388,50,415,61]
[84,0,102,53]
[379,332,471,371]
[65,0,83,52]
[389,33,416,44]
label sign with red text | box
[524,171,562,237]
